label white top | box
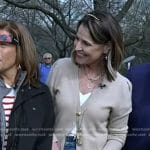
[69,92,91,136]
[80,92,91,106]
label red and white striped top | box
[2,87,16,149]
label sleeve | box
[47,60,64,150]
[36,85,55,150]
[47,60,60,99]
[103,80,132,150]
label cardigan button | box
[32,107,36,111]
[76,112,81,116]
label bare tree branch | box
[116,0,135,21]
[18,0,31,3]
[3,0,75,39]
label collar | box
[0,69,27,91]
[13,69,27,91]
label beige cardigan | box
[48,58,132,150]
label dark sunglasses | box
[44,57,52,60]
[0,34,19,45]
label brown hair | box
[74,11,124,81]
[0,20,39,86]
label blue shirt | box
[39,63,52,84]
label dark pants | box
[64,136,76,150]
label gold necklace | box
[84,66,101,81]
[83,66,105,89]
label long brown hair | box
[0,20,39,86]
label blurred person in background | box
[39,52,53,84]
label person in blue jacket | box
[39,52,53,84]
[123,63,150,150]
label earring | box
[17,64,21,70]
[103,53,108,61]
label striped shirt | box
[2,87,16,149]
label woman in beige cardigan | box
[48,11,132,150]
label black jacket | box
[6,82,55,150]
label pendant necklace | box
[84,66,104,89]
